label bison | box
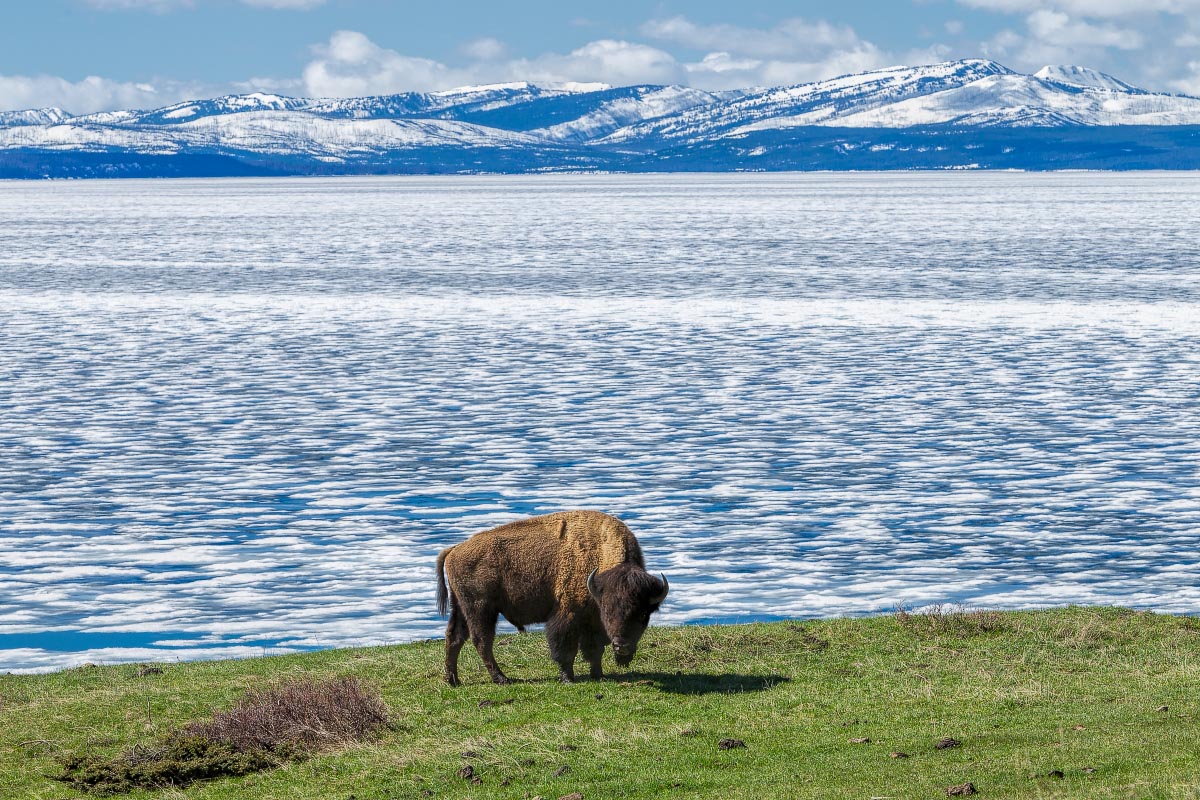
[436,510,669,685]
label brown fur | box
[436,510,668,685]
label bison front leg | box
[580,630,606,681]
[546,614,580,683]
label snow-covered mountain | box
[780,71,1200,128]
[4,59,1200,177]
[0,112,550,158]
[0,107,69,127]
[600,59,1015,144]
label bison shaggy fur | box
[436,510,669,685]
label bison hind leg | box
[444,599,469,687]
[467,606,511,685]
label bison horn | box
[650,573,669,605]
[587,568,600,600]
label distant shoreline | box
[5,124,1200,179]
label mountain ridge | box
[5,59,1200,177]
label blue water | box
[1,173,1199,673]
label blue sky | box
[2,0,1199,112]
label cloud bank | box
[0,74,206,114]
[4,8,1200,115]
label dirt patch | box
[848,737,870,744]
[554,765,571,777]
[135,665,163,677]
[947,782,976,796]
[935,737,962,750]
[787,624,831,651]
[56,735,275,796]
[718,738,746,751]
[890,751,909,759]
[478,698,515,709]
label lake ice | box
[2,173,1199,673]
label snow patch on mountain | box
[173,112,545,154]
[1034,65,1142,93]
[0,123,181,154]
[534,86,720,143]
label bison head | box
[587,564,669,666]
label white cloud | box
[511,40,685,87]
[1026,10,1143,49]
[0,73,205,114]
[1170,61,1200,94]
[301,32,685,96]
[957,0,1200,15]
[642,16,868,59]
[461,38,508,62]
[302,31,470,97]
[642,15,893,90]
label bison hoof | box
[491,674,511,685]
[445,674,461,687]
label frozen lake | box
[2,173,1199,673]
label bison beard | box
[436,510,669,685]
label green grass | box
[4,606,1200,799]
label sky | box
[2,0,1200,113]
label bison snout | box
[612,639,636,663]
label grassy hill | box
[3,606,1200,799]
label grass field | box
[3,606,1200,799]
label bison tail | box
[436,546,454,617]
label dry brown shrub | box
[184,675,390,755]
